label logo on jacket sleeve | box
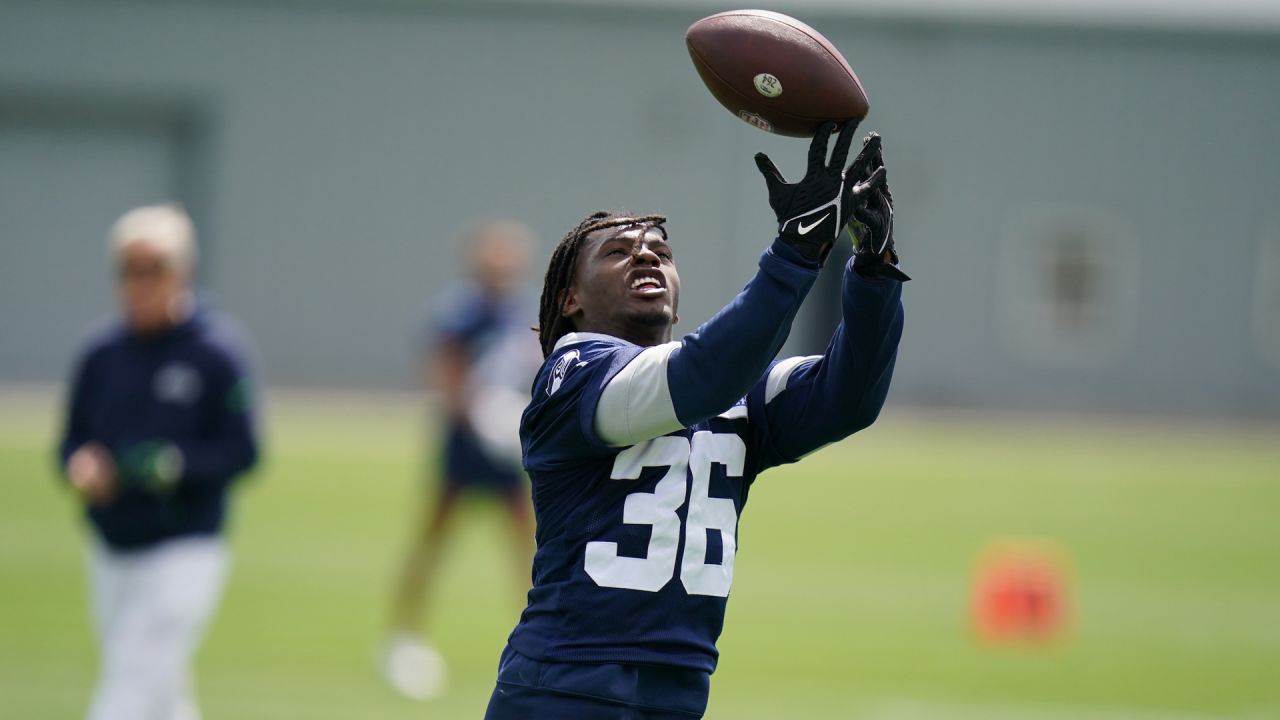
[547,349,580,397]
[153,362,202,405]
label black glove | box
[755,121,885,265]
[848,133,910,282]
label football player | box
[384,221,543,700]
[58,204,260,720]
[484,122,907,719]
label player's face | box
[563,225,681,345]
[117,243,187,334]
[472,230,532,296]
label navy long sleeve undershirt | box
[758,259,905,466]
[657,239,902,469]
[666,239,821,426]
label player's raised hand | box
[845,132,882,186]
[847,133,910,282]
[754,120,863,265]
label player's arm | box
[755,267,903,466]
[428,293,483,426]
[57,347,121,505]
[57,349,95,472]
[117,342,260,491]
[756,136,907,465]
[594,122,885,447]
[432,338,471,426]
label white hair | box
[108,204,198,273]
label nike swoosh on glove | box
[755,121,882,265]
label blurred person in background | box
[57,204,261,720]
[383,220,542,701]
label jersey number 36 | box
[585,431,744,598]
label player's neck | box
[574,319,672,347]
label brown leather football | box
[686,10,870,138]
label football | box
[686,9,870,137]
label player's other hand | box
[67,442,118,506]
[847,133,910,282]
[755,121,868,265]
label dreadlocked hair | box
[535,210,668,357]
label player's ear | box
[559,286,580,319]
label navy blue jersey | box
[57,307,260,550]
[428,285,542,476]
[505,240,904,677]
[430,283,541,394]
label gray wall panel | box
[1,0,1276,415]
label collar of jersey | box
[552,331,632,352]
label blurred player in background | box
[485,123,906,719]
[57,204,260,720]
[383,220,542,700]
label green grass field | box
[2,387,1278,719]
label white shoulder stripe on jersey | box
[595,341,682,448]
[765,355,822,404]
[553,331,622,353]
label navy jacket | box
[58,308,260,550]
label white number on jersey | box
[585,436,688,592]
[584,432,747,597]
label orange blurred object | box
[971,537,1072,645]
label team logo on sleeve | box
[716,396,749,421]
[546,349,580,396]
[153,362,202,405]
